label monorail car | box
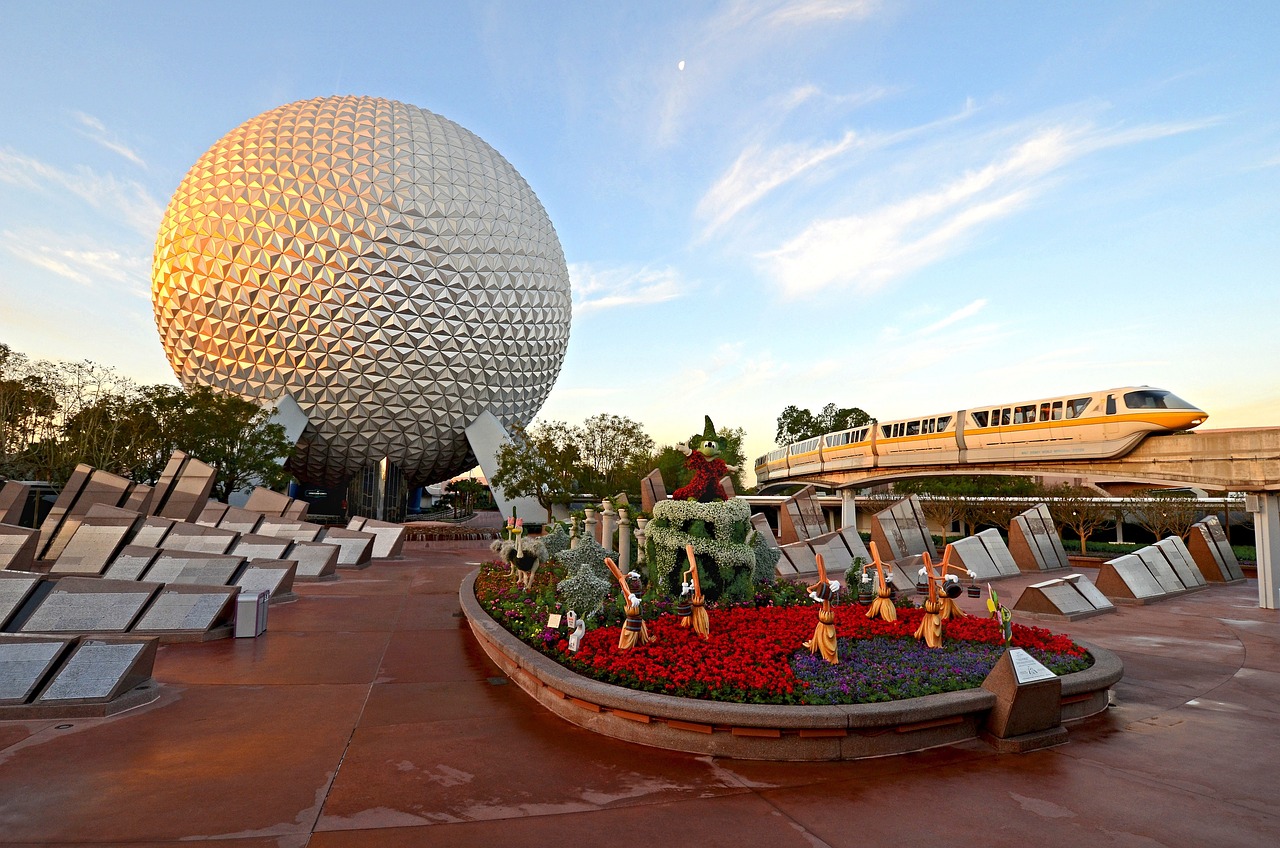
[755,387,1206,484]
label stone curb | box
[461,569,1121,758]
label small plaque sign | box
[1010,648,1056,684]
[546,613,562,629]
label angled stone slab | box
[235,560,297,603]
[285,541,339,581]
[101,546,162,581]
[1,571,45,631]
[950,535,1002,581]
[1025,514,1065,572]
[0,635,77,705]
[20,577,162,634]
[231,534,292,561]
[977,529,1022,577]
[244,487,295,517]
[360,518,406,559]
[0,481,29,526]
[130,516,176,550]
[41,469,136,562]
[1034,504,1071,569]
[870,508,906,561]
[36,464,93,560]
[255,516,325,543]
[49,506,144,576]
[778,540,818,579]
[161,523,239,555]
[196,501,229,528]
[33,636,157,705]
[774,546,801,577]
[121,484,153,514]
[347,516,367,531]
[132,584,238,641]
[889,554,926,593]
[900,496,937,557]
[217,506,265,535]
[1200,516,1245,581]
[808,530,853,576]
[0,524,39,572]
[640,469,668,514]
[1008,515,1046,572]
[750,513,780,548]
[153,453,217,523]
[1155,537,1207,588]
[838,526,871,565]
[1136,547,1188,594]
[780,486,826,543]
[1014,578,1104,621]
[282,498,308,520]
[1063,573,1115,612]
[144,552,244,586]
[1187,522,1234,582]
[319,527,375,568]
[1096,554,1165,603]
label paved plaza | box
[1,543,1276,847]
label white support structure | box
[841,490,858,534]
[465,410,551,523]
[1248,493,1280,610]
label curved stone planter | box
[461,571,1123,761]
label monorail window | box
[1014,404,1035,424]
[937,415,951,430]
[895,422,905,438]
[1051,401,1063,420]
[1106,395,1116,415]
[971,411,989,428]
[1040,402,1051,420]
[881,424,891,438]
[906,421,920,436]
[923,419,934,434]
[1002,409,1011,425]
[1066,397,1090,418]
[1124,390,1195,410]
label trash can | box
[235,589,270,638]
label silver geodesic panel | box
[152,96,572,486]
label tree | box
[577,413,655,497]
[175,386,294,502]
[775,402,871,446]
[490,420,583,521]
[896,476,1044,535]
[1044,485,1117,555]
[1128,489,1203,542]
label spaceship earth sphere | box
[152,96,572,486]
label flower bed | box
[474,562,1092,706]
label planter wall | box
[461,570,1123,761]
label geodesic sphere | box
[152,96,572,486]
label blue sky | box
[1,1,1277,478]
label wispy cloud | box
[697,130,859,238]
[569,262,685,316]
[696,98,979,239]
[72,112,147,168]
[2,229,151,294]
[758,118,1216,297]
[917,298,988,335]
[0,149,164,237]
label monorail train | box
[755,386,1207,484]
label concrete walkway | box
[0,545,1276,847]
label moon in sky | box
[678,60,685,71]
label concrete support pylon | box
[841,490,858,534]
[1250,493,1280,610]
